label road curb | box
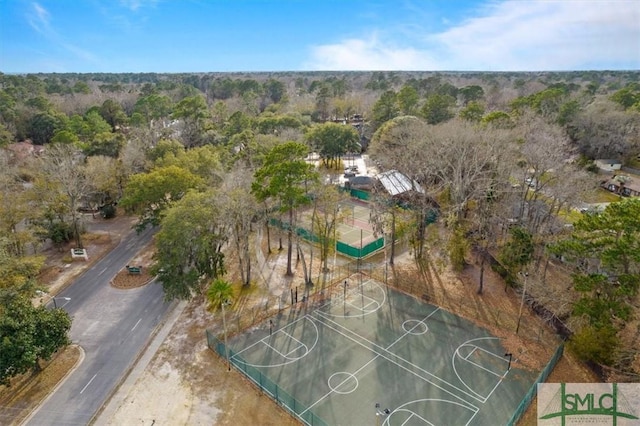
[20,344,86,425]
[92,299,188,425]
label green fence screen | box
[506,343,564,425]
[270,218,384,259]
[206,330,328,426]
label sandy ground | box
[27,212,597,426]
[95,227,315,426]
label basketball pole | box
[359,229,363,287]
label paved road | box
[26,227,174,426]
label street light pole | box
[222,299,230,371]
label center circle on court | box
[402,319,428,335]
[328,372,358,394]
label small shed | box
[594,159,622,172]
[345,175,375,191]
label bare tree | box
[570,99,640,162]
[84,155,124,210]
[420,119,513,225]
[38,144,90,248]
[219,168,259,287]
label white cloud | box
[27,2,51,35]
[25,1,99,67]
[305,0,640,71]
[304,34,439,71]
[118,0,159,12]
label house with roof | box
[602,175,640,197]
[5,140,46,163]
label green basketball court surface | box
[222,278,540,425]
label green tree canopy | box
[396,85,419,115]
[99,99,128,129]
[152,190,227,300]
[498,226,534,286]
[120,165,205,231]
[552,198,640,366]
[133,93,173,124]
[421,94,455,125]
[0,295,71,385]
[459,85,485,105]
[459,101,485,122]
[27,112,68,145]
[252,142,319,276]
[305,122,360,168]
[371,90,399,129]
[153,145,223,184]
[206,278,234,312]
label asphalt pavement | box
[25,226,175,426]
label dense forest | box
[1,70,639,383]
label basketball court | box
[222,278,539,425]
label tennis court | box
[296,197,377,248]
[220,278,540,425]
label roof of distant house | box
[377,170,424,196]
[5,141,45,161]
[348,175,374,185]
[604,175,640,194]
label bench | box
[126,265,142,275]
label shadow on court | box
[222,279,541,425]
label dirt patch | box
[36,213,137,298]
[102,226,580,426]
[10,219,598,426]
[0,345,81,425]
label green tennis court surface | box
[296,198,378,248]
[224,279,540,425]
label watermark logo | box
[538,383,640,425]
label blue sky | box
[1,0,639,73]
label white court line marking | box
[400,411,428,426]
[80,374,97,394]
[392,398,479,426]
[281,330,305,348]
[327,372,360,394]
[232,317,319,368]
[233,315,308,357]
[131,318,141,331]
[323,280,386,318]
[285,344,304,357]
[464,358,505,378]
[301,353,381,415]
[452,337,507,403]
[485,371,507,401]
[263,340,289,359]
[346,302,380,315]
[361,300,376,311]
[464,347,476,360]
[386,307,440,350]
[312,311,482,405]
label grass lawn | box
[584,188,622,203]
